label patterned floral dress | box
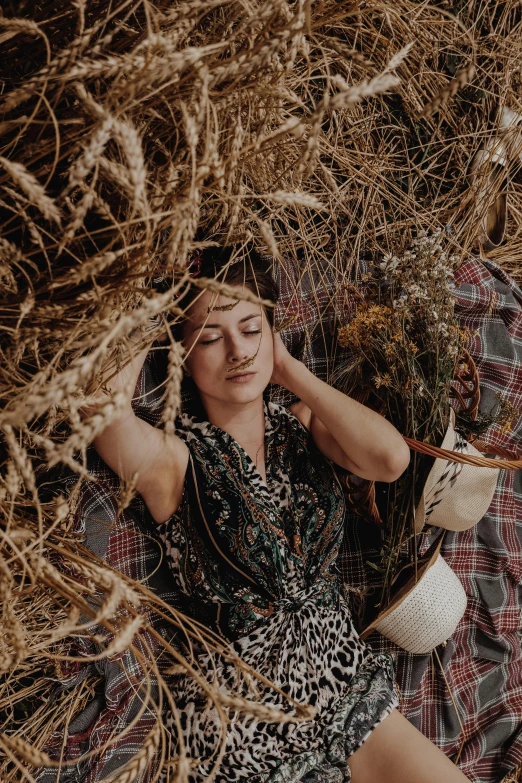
[158,401,398,782]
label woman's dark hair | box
[172,244,279,342]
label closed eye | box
[200,329,261,345]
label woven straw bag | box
[413,409,500,534]
[360,537,467,654]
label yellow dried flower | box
[494,393,520,435]
[373,372,392,388]
[338,305,393,348]
[408,342,418,354]
[338,324,358,347]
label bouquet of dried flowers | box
[338,230,469,608]
[339,230,462,435]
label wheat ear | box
[0,157,61,224]
[418,64,476,119]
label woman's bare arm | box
[84,334,189,524]
[272,334,410,482]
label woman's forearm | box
[281,357,410,478]
[102,344,150,405]
[83,338,151,419]
[85,316,164,411]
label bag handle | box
[402,436,522,470]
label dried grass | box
[1,0,522,781]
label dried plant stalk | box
[418,64,477,119]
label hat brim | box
[414,410,500,534]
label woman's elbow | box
[382,440,410,482]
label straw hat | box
[360,537,467,654]
[414,409,500,534]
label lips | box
[226,372,257,383]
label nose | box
[226,332,251,364]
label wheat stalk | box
[418,64,476,119]
[61,188,96,246]
[101,615,144,657]
[64,115,115,195]
[215,691,316,723]
[266,191,327,210]
[0,157,61,224]
[0,17,50,63]
[0,734,54,768]
[162,339,185,436]
[113,119,149,213]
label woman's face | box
[182,286,274,409]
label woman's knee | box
[347,708,470,783]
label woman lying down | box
[86,246,471,783]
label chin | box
[226,384,266,401]
[222,376,270,402]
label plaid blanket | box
[37,255,522,783]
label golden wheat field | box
[1,0,522,781]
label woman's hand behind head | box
[270,330,297,388]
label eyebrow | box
[191,312,261,333]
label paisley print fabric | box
[158,402,398,782]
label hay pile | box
[1,0,522,780]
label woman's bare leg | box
[347,708,471,783]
